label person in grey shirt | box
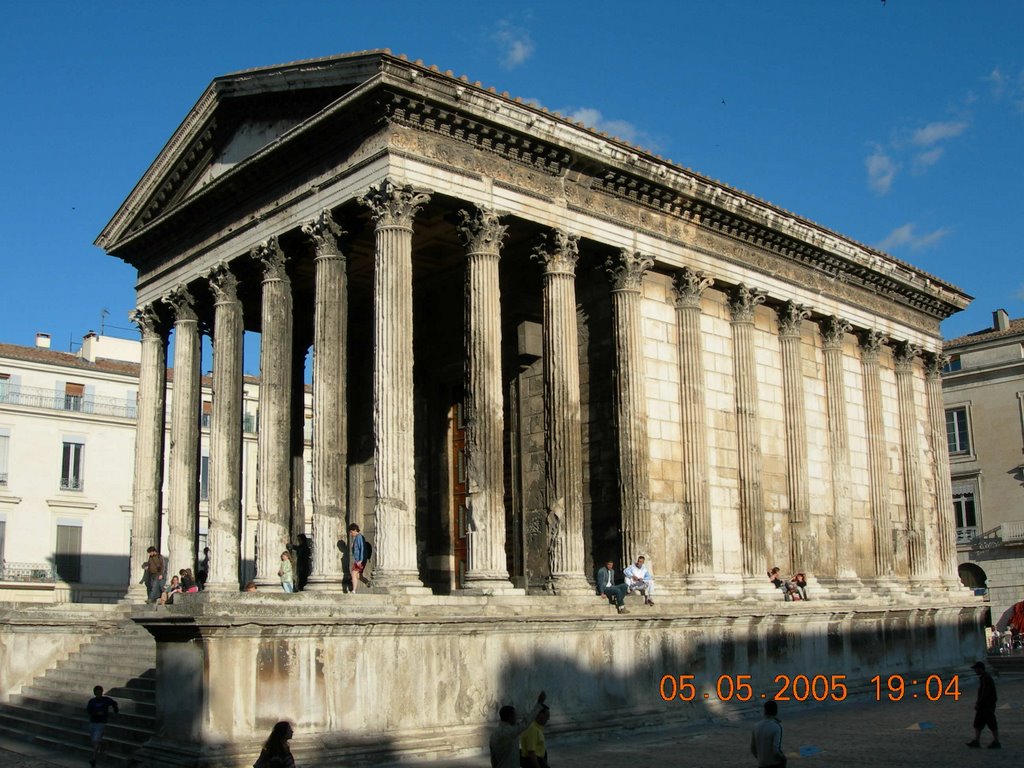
[489,690,546,768]
[750,700,785,767]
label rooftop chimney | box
[993,308,1010,332]
[35,332,51,349]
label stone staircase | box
[0,617,156,765]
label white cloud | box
[866,146,898,194]
[563,106,648,147]
[912,147,944,173]
[876,223,951,252]
[911,120,969,147]
[493,20,534,69]
[987,67,1008,98]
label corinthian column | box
[302,210,348,592]
[606,249,653,569]
[458,207,518,592]
[253,237,293,587]
[729,285,772,596]
[777,302,817,585]
[204,264,244,593]
[358,179,430,592]
[163,286,201,578]
[893,341,931,585]
[860,330,896,587]
[126,304,168,601]
[672,268,716,593]
[533,229,590,594]
[820,316,861,593]
[924,352,961,589]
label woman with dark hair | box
[254,721,295,768]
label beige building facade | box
[943,309,1024,625]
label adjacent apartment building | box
[0,332,308,602]
[943,308,1024,626]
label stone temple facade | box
[89,51,982,765]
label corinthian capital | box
[301,209,346,257]
[923,350,950,378]
[892,340,920,372]
[671,267,714,309]
[858,329,887,361]
[532,229,580,276]
[776,301,810,337]
[727,284,766,323]
[605,249,653,292]
[358,178,431,228]
[251,236,288,282]
[457,207,507,255]
[163,285,197,323]
[131,303,168,340]
[207,263,240,303]
[819,316,852,350]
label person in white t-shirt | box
[623,555,655,606]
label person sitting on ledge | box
[596,560,630,615]
[623,555,655,606]
[768,567,791,600]
[790,572,808,601]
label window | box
[64,382,85,412]
[0,429,8,487]
[54,523,82,583]
[941,355,962,373]
[953,480,979,544]
[0,519,6,567]
[0,373,9,402]
[945,407,970,455]
[199,455,210,501]
[61,440,85,491]
[201,401,212,429]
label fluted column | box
[533,230,590,594]
[458,207,517,592]
[303,210,348,592]
[672,268,716,590]
[126,304,168,600]
[204,264,244,593]
[860,330,896,584]
[359,179,430,591]
[894,341,931,585]
[253,237,293,587]
[924,352,961,588]
[163,286,201,578]
[606,249,654,569]
[729,285,771,594]
[777,302,814,579]
[820,317,860,589]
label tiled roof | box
[945,317,1024,349]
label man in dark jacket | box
[596,560,629,614]
[966,661,1000,749]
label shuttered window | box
[54,524,82,583]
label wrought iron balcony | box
[956,526,979,545]
[60,476,84,491]
[0,384,137,419]
[0,561,55,582]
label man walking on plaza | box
[489,690,545,768]
[751,699,785,768]
[966,660,1001,749]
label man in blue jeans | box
[596,560,630,614]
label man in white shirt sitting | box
[623,555,655,606]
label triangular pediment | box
[97,51,391,250]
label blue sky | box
[1,1,1021,357]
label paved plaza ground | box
[2,672,1021,767]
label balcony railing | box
[956,526,979,544]
[0,384,137,419]
[1001,521,1024,543]
[0,472,7,486]
[60,476,84,491]
[0,561,55,582]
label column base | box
[202,581,242,595]
[123,583,149,603]
[368,570,431,595]
[820,575,863,600]
[303,576,347,593]
[455,586,526,596]
[872,576,908,596]
[550,573,594,596]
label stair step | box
[0,708,151,750]
[8,694,155,727]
